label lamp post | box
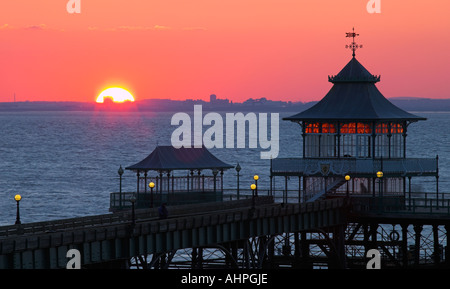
[149,182,155,208]
[250,184,256,210]
[14,194,21,225]
[118,165,124,208]
[253,175,259,197]
[235,163,241,200]
[212,169,218,193]
[377,171,384,197]
[377,170,383,212]
[130,194,136,226]
[345,175,351,198]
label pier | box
[0,196,348,269]
[2,192,450,269]
[1,30,447,270]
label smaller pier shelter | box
[110,146,233,210]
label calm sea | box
[0,110,448,226]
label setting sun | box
[96,87,135,103]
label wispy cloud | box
[0,24,203,32]
[182,27,207,31]
[153,25,171,30]
[25,24,48,30]
[117,25,171,31]
[90,25,172,32]
[0,24,11,30]
[0,23,53,31]
[117,26,154,31]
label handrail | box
[351,194,450,215]
[0,196,275,238]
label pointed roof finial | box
[345,27,363,57]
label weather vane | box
[345,27,362,57]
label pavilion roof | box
[284,57,426,122]
[125,146,233,171]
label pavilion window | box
[390,134,403,158]
[305,122,320,134]
[305,122,337,134]
[305,134,320,157]
[375,135,389,158]
[373,122,404,158]
[341,134,355,157]
[320,134,337,157]
[321,123,337,134]
[356,135,371,158]
[340,122,372,134]
[390,123,404,134]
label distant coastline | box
[1,96,450,112]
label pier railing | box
[110,190,224,211]
[351,192,450,215]
[110,189,304,209]
[1,196,275,238]
[271,157,438,177]
[111,186,450,215]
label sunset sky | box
[0,0,449,103]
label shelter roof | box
[126,146,233,171]
[284,57,426,122]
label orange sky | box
[0,0,449,103]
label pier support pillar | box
[300,231,311,268]
[294,232,300,266]
[401,224,409,268]
[334,225,347,269]
[191,247,203,269]
[433,224,441,265]
[445,225,450,267]
[370,223,378,249]
[413,224,423,266]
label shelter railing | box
[351,192,450,215]
[271,157,438,177]
[138,175,222,194]
[110,190,224,210]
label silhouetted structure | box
[272,29,438,204]
[110,146,233,210]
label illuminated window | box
[340,123,371,134]
[390,123,404,134]
[357,123,372,134]
[305,122,336,134]
[376,123,389,134]
[375,123,404,134]
[322,123,336,133]
[305,122,320,134]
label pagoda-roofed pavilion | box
[110,146,233,210]
[271,29,438,204]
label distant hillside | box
[0,97,449,112]
[388,97,450,112]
